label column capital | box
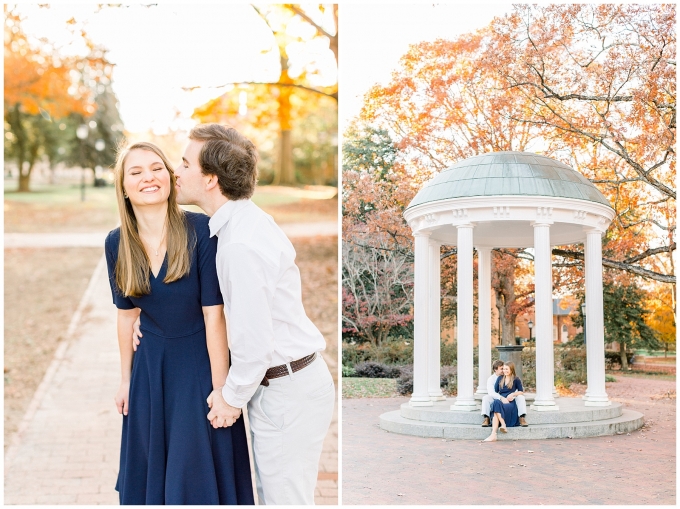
[531,220,553,227]
[455,222,475,230]
[584,227,605,236]
[413,230,432,238]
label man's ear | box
[205,174,220,192]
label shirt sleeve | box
[195,225,224,307]
[104,232,135,310]
[219,242,276,408]
[488,375,501,400]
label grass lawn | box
[608,370,676,382]
[342,377,399,398]
[4,181,337,232]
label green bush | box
[605,375,617,382]
[342,364,356,377]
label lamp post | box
[528,320,534,342]
[581,302,587,345]
[76,124,89,202]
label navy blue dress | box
[104,211,254,505]
[491,377,524,428]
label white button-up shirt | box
[487,373,501,400]
[210,199,326,408]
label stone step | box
[380,408,644,440]
[401,397,623,425]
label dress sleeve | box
[196,224,224,307]
[516,378,524,392]
[104,232,135,310]
[494,376,501,394]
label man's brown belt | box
[260,353,317,387]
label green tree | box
[574,280,660,369]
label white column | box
[428,240,445,401]
[451,224,478,411]
[583,240,591,400]
[410,232,433,407]
[531,222,558,411]
[475,247,492,396]
[584,229,611,406]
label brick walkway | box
[4,250,338,505]
[343,376,676,505]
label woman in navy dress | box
[104,142,254,504]
[483,362,524,442]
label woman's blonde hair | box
[113,141,192,297]
[502,362,517,388]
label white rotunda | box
[380,151,644,439]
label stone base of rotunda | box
[379,397,643,440]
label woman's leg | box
[483,414,499,442]
[498,412,507,432]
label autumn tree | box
[353,4,675,347]
[191,4,337,186]
[485,4,676,285]
[4,7,121,191]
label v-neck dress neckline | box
[150,253,168,280]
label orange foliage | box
[4,8,90,118]
[360,4,675,286]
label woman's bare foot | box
[483,433,497,442]
[499,424,507,433]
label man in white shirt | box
[481,360,528,427]
[135,124,335,504]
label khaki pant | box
[247,355,335,505]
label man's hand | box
[132,316,142,352]
[206,388,241,428]
[507,394,515,402]
[501,397,509,404]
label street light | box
[581,302,587,345]
[76,124,89,202]
[527,320,534,342]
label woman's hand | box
[115,380,130,416]
[501,397,509,404]
[507,394,515,402]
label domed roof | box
[407,151,612,209]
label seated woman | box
[483,361,524,442]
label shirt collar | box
[208,199,251,237]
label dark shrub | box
[353,361,402,379]
[396,365,457,395]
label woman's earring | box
[123,191,129,199]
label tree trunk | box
[495,288,518,346]
[18,169,31,192]
[619,341,629,370]
[279,129,294,185]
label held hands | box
[132,316,142,351]
[507,394,515,402]
[206,388,241,428]
[501,397,509,404]
[115,381,130,416]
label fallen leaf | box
[528,450,534,453]
[397,493,404,497]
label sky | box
[340,3,513,128]
[14,2,336,134]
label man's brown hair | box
[492,360,504,371]
[189,123,258,200]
